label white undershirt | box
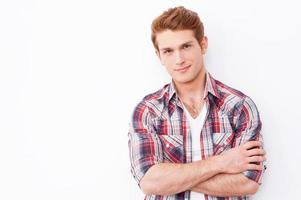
[183,103,207,200]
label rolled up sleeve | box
[128,102,163,185]
[234,96,267,184]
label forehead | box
[156,29,197,49]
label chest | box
[152,104,236,162]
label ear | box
[155,50,164,65]
[200,36,208,54]
[155,49,160,58]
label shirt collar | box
[204,72,221,99]
[167,71,221,103]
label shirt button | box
[166,143,170,148]
[187,128,190,132]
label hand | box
[216,141,266,174]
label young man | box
[128,6,266,200]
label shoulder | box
[214,79,259,114]
[131,83,171,120]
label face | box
[155,29,208,84]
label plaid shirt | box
[128,72,265,200]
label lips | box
[175,65,191,72]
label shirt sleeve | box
[233,96,267,184]
[128,101,163,185]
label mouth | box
[175,65,191,72]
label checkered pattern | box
[128,72,265,200]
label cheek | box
[161,57,174,68]
[192,52,203,64]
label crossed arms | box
[139,141,266,196]
[129,97,266,197]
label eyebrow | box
[159,41,194,51]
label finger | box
[243,141,262,150]
[246,148,266,156]
[246,163,264,171]
[247,156,266,163]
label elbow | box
[140,178,158,195]
[140,177,173,196]
[246,181,260,195]
[140,180,152,195]
[139,166,163,195]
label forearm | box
[191,173,259,197]
[140,156,222,196]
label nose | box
[175,51,185,66]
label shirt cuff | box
[243,163,267,184]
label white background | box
[1,0,300,199]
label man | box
[128,6,266,200]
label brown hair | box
[151,6,204,50]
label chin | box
[173,77,194,84]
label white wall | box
[1,0,300,199]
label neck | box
[174,68,207,102]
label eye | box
[183,44,192,49]
[163,49,172,54]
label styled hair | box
[151,6,204,50]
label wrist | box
[210,154,225,173]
